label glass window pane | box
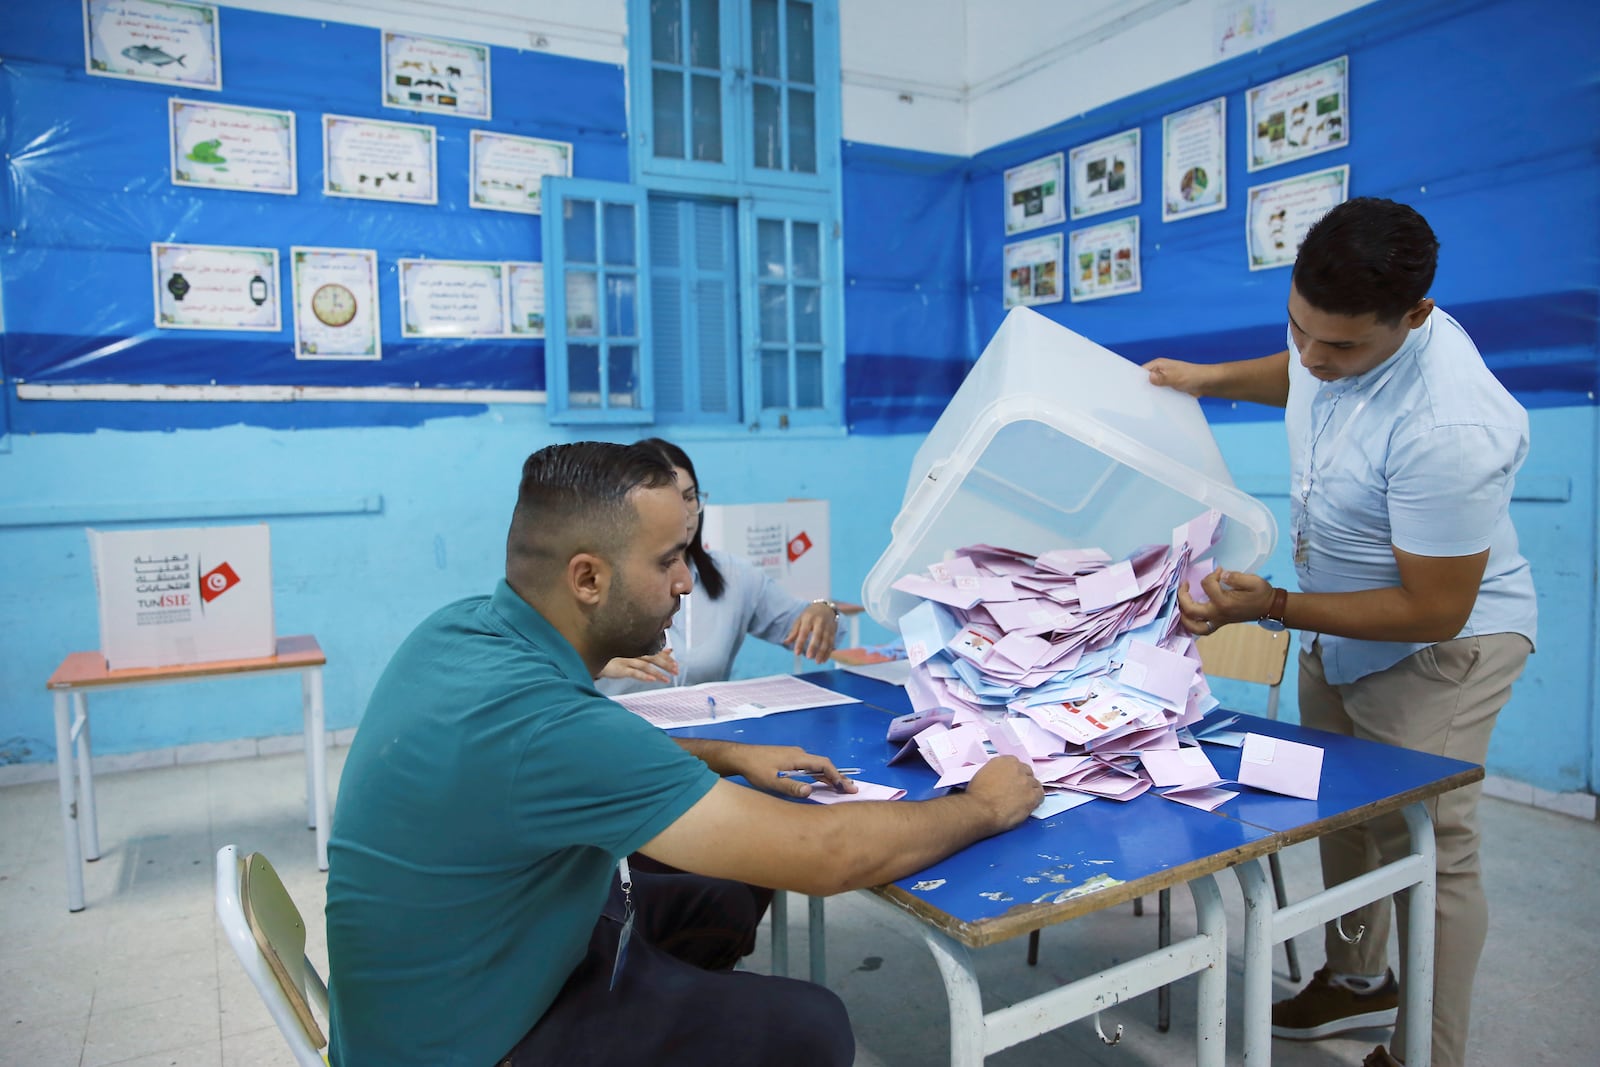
[751,0,779,78]
[689,0,719,68]
[606,274,637,337]
[751,82,781,170]
[793,284,820,343]
[757,219,787,278]
[652,69,685,159]
[761,347,789,408]
[607,345,640,407]
[795,349,823,408]
[791,222,819,279]
[565,199,597,263]
[651,0,682,64]
[691,74,722,162]
[603,203,636,266]
[566,272,599,336]
[759,283,788,342]
[787,1,815,85]
[569,344,601,407]
[788,88,816,173]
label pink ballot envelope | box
[1237,733,1324,800]
[807,779,906,804]
[1140,746,1219,787]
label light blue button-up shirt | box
[1284,308,1537,684]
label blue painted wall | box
[2,0,1595,795]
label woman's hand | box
[783,602,839,664]
[598,648,679,685]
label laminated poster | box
[506,262,546,337]
[1069,216,1141,302]
[85,0,221,90]
[1247,56,1348,171]
[1070,128,1140,220]
[152,243,280,331]
[1246,164,1349,271]
[398,259,508,338]
[1002,233,1064,310]
[470,132,572,215]
[323,114,438,205]
[292,247,381,360]
[1162,97,1226,222]
[383,31,491,120]
[1004,152,1065,236]
[170,98,296,195]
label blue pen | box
[706,695,716,721]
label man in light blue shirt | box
[1146,198,1535,1067]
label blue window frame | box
[649,195,741,422]
[542,178,654,424]
[741,196,841,427]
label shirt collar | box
[489,578,592,684]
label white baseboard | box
[1482,773,1597,821]
[0,727,357,788]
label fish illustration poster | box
[85,0,221,91]
[170,99,296,195]
[323,114,438,205]
[470,132,572,215]
[382,31,491,120]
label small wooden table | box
[47,635,328,912]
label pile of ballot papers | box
[886,509,1320,818]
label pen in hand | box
[777,768,861,779]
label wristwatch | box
[1257,587,1289,632]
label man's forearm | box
[1282,586,1470,644]
[675,736,740,776]
[1204,350,1291,407]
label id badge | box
[608,859,634,991]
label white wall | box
[839,0,968,155]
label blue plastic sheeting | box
[0,4,627,423]
[960,0,1598,423]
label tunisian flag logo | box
[200,562,241,603]
[787,531,813,563]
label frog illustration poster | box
[170,99,296,195]
[291,247,381,361]
[85,0,221,90]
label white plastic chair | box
[216,844,330,1066]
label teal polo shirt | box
[326,580,719,1067]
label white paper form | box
[615,674,859,729]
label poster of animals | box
[322,114,438,205]
[383,31,491,120]
[84,0,221,91]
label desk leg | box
[54,692,85,912]
[1191,875,1227,1067]
[304,667,330,871]
[920,927,986,1067]
[770,890,789,977]
[808,895,827,986]
[1401,803,1437,1067]
[72,693,100,861]
[1237,858,1274,1067]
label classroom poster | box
[382,31,491,120]
[1004,152,1065,236]
[1162,98,1226,221]
[470,132,572,215]
[1069,216,1141,301]
[1214,1,1278,58]
[1246,164,1348,270]
[291,247,381,360]
[169,99,296,195]
[151,243,280,331]
[1002,234,1064,309]
[398,259,507,338]
[84,0,221,90]
[505,262,546,337]
[1247,56,1348,171]
[1070,128,1140,220]
[323,114,438,204]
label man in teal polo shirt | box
[326,442,1043,1066]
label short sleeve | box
[739,558,809,645]
[1386,422,1526,557]
[511,692,718,859]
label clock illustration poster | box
[291,247,381,360]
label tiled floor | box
[2,747,1596,1066]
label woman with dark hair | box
[596,437,840,694]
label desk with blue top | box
[676,671,1480,1067]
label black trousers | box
[498,865,853,1066]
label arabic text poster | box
[84,0,221,90]
[1069,216,1141,302]
[470,132,572,215]
[505,262,546,337]
[1002,233,1064,309]
[1247,56,1349,171]
[170,98,296,195]
[1070,128,1141,220]
[398,259,508,338]
[323,114,438,205]
[152,243,281,331]
[383,31,491,120]
[291,247,381,360]
[1246,164,1348,270]
[1162,97,1226,222]
[1004,152,1065,236]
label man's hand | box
[783,602,839,664]
[1177,569,1275,634]
[1144,357,1213,397]
[722,743,858,799]
[598,648,678,685]
[964,756,1044,830]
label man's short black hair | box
[1293,197,1439,324]
[506,442,678,585]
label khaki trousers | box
[1299,633,1530,1067]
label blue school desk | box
[675,671,1480,1067]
